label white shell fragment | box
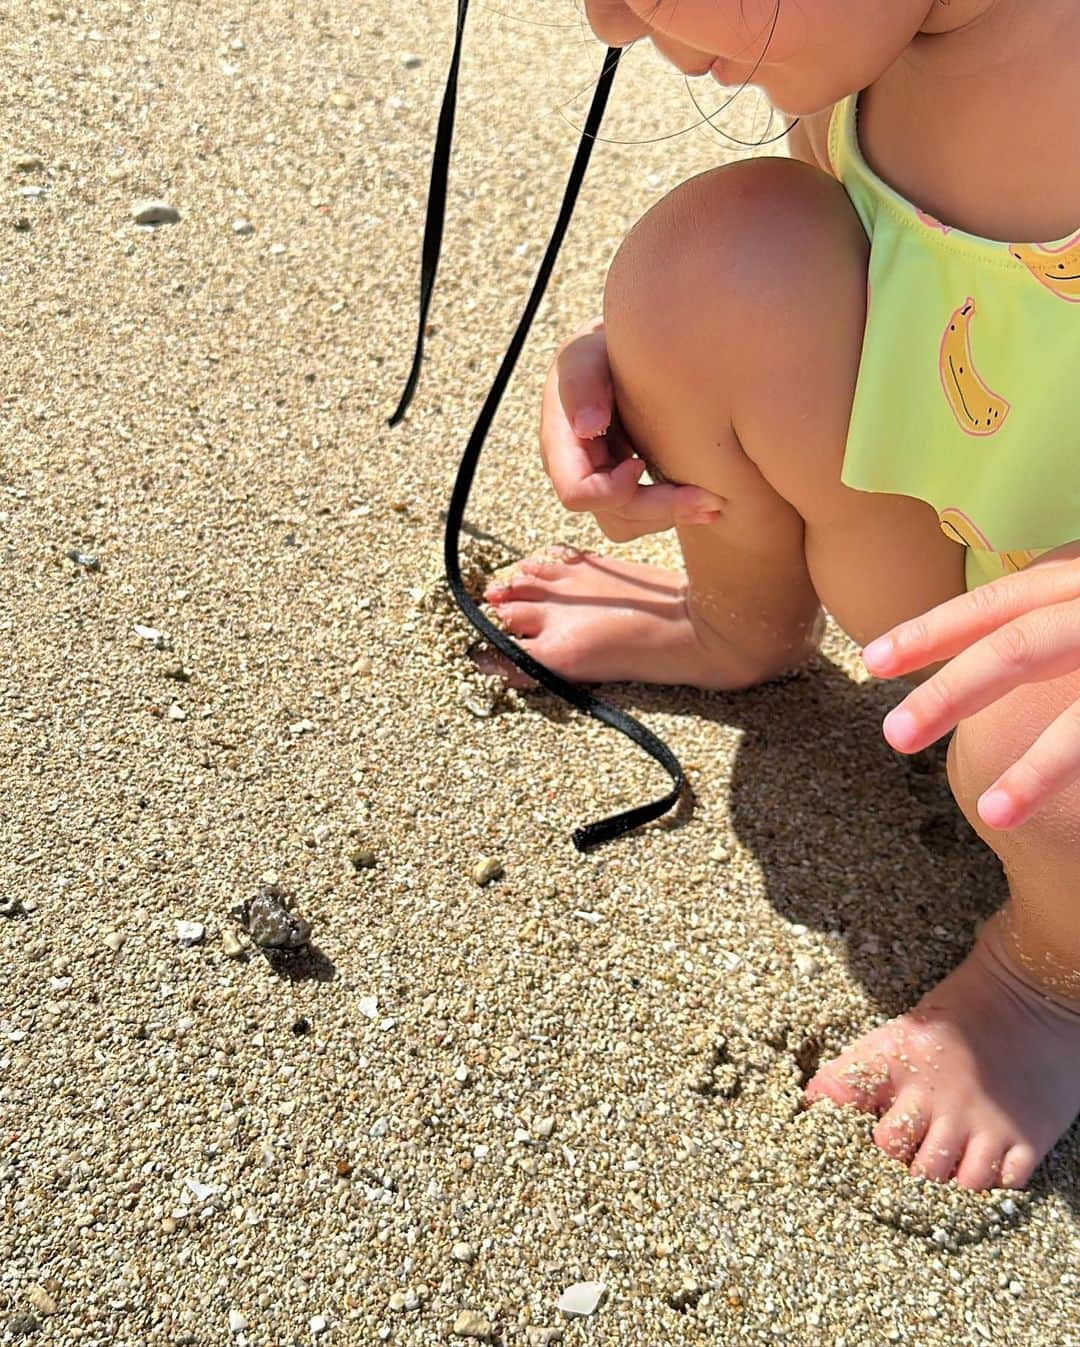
[133,623,165,645]
[175,920,205,945]
[358,996,378,1019]
[556,1282,605,1317]
[228,1309,247,1333]
[183,1176,218,1202]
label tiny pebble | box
[526,1331,564,1347]
[132,199,180,225]
[233,218,254,235]
[452,1309,491,1339]
[167,703,187,721]
[473,856,503,886]
[228,1309,247,1333]
[1009,1281,1023,1296]
[26,1287,56,1317]
[400,53,422,68]
[66,549,100,571]
[103,931,125,952]
[310,1315,328,1334]
[358,996,378,1019]
[451,1242,475,1264]
[13,154,44,171]
[794,952,820,978]
[222,931,246,958]
[133,623,165,645]
[350,848,377,870]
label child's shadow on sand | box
[569,653,1079,1207]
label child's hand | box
[861,544,1080,829]
[540,318,725,543]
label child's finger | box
[615,480,725,528]
[555,326,613,440]
[976,697,1080,829]
[862,553,1080,677]
[541,351,621,507]
[880,599,1080,755]
[544,415,647,513]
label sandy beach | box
[2,2,1077,1343]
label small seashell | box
[231,883,312,953]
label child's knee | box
[602,156,866,389]
[946,673,1080,854]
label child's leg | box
[809,646,1080,1189]
[487,157,966,688]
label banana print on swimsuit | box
[937,506,1037,574]
[1011,229,1080,303]
[938,298,1010,437]
[829,91,1079,593]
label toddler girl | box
[483,0,1080,1190]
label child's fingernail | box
[882,706,916,748]
[862,636,894,668]
[978,788,1014,828]
[573,405,609,437]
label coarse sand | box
[1,3,1077,1345]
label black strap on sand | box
[389,4,685,850]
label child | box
[483,0,1080,1189]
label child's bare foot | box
[805,915,1080,1189]
[478,548,806,690]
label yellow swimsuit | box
[828,92,1080,591]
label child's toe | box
[1000,1142,1038,1190]
[872,1089,930,1163]
[493,601,544,638]
[910,1117,967,1182]
[518,557,567,582]
[806,1048,894,1113]
[954,1135,1009,1191]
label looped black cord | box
[389,8,685,849]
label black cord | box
[390,11,686,849]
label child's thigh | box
[605,154,966,651]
